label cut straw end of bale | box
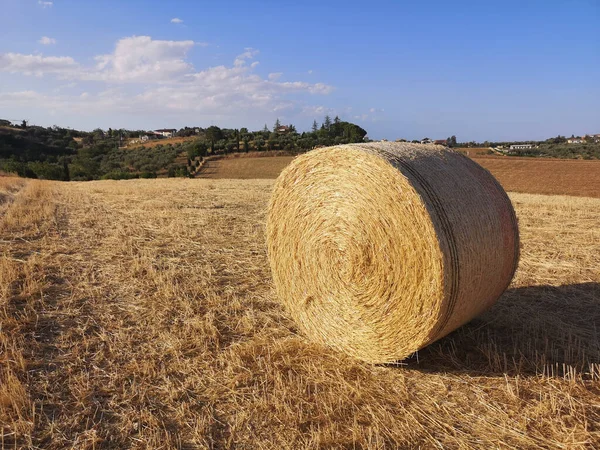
[266,142,519,363]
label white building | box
[509,144,533,150]
[155,128,177,138]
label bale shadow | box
[404,283,600,379]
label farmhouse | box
[567,137,584,144]
[420,138,433,144]
[155,128,177,138]
[276,125,290,134]
[509,144,533,150]
[433,139,447,145]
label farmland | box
[1,173,599,448]
[124,136,198,149]
[198,156,295,179]
[198,154,600,198]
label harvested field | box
[1,176,599,448]
[125,136,197,149]
[197,156,295,179]
[455,147,495,156]
[198,154,600,198]
[474,156,600,198]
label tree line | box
[0,116,368,180]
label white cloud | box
[88,36,196,82]
[38,1,53,7]
[0,53,78,77]
[39,36,56,45]
[308,70,313,74]
[234,48,259,67]
[0,36,335,124]
[170,18,183,24]
[369,107,376,113]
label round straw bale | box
[266,142,519,363]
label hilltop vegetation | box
[516,142,600,159]
[457,135,600,159]
[0,116,368,181]
[3,118,597,182]
[0,125,188,180]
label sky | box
[0,0,598,141]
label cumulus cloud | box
[308,70,313,74]
[170,18,183,24]
[39,36,56,45]
[0,36,334,122]
[0,53,78,77]
[38,1,53,7]
[88,36,196,82]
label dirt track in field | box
[198,154,600,198]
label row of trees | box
[183,116,367,159]
[0,116,369,180]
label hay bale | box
[266,142,519,363]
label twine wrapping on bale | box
[266,142,519,363]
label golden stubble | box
[0,175,598,449]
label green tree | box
[268,132,279,150]
[205,126,223,144]
[255,138,265,151]
[312,120,318,133]
[324,115,332,130]
[273,118,281,132]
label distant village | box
[383,133,600,156]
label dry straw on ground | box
[1,175,599,448]
[267,143,520,363]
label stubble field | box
[1,168,600,448]
[198,154,600,199]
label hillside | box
[124,135,198,149]
[0,125,192,180]
[1,176,599,448]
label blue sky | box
[0,0,598,141]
